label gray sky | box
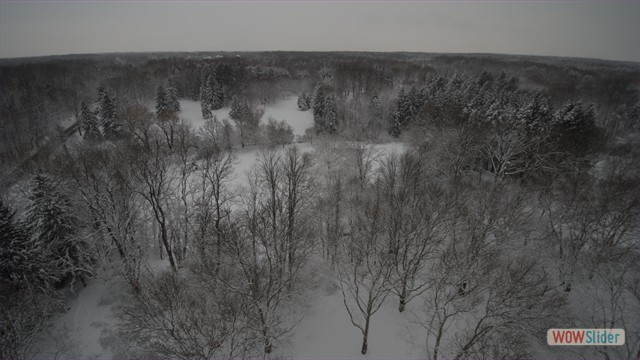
[1,0,638,62]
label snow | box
[179,96,314,137]
[260,96,314,137]
[179,100,231,130]
[33,276,127,360]
[291,290,422,359]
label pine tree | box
[200,75,213,118]
[516,93,551,134]
[312,85,326,131]
[389,88,406,137]
[26,174,88,284]
[155,85,169,120]
[80,102,102,141]
[551,100,599,154]
[210,80,224,110]
[0,199,61,290]
[97,87,121,139]
[201,100,213,119]
[323,94,338,133]
[297,92,311,111]
[166,79,181,113]
[229,99,249,121]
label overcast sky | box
[1,0,638,62]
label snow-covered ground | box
[33,276,128,360]
[40,255,422,360]
[290,270,422,359]
[179,95,314,137]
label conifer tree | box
[26,174,89,284]
[210,80,224,110]
[297,92,311,111]
[0,199,61,289]
[166,79,181,113]
[80,102,102,140]
[155,85,170,120]
[97,87,121,138]
[323,94,338,133]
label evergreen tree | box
[80,101,102,141]
[201,99,213,119]
[323,94,338,133]
[166,79,181,113]
[297,92,311,111]
[210,80,224,110]
[551,100,600,154]
[26,174,88,284]
[516,93,552,134]
[229,99,250,121]
[155,85,170,120]
[312,85,326,123]
[313,84,339,132]
[200,75,213,118]
[0,199,61,290]
[389,88,407,137]
[97,87,121,138]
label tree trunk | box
[160,222,177,272]
[433,320,445,360]
[361,313,371,354]
[399,281,407,312]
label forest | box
[0,51,638,359]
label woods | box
[0,50,638,360]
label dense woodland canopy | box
[0,51,638,359]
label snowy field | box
[179,95,314,137]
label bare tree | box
[282,146,316,281]
[581,254,640,360]
[416,229,497,360]
[337,182,394,354]
[170,120,197,261]
[378,151,449,312]
[231,100,264,148]
[193,123,237,265]
[117,270,252,359]
[209,152,309,356]
[449,256,565,360]
[348,141,382,189]
[1,285,64,360]
[65,143,145,291]
[316,174,344,268]
[541,167,637,291]
[128,127,178,272]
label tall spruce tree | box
[323,94,338,133]
[97,87,121,139]
[210,79,224,110]
[80,102,101,141]
[155,85,170,120]
[26,174,88,285]
[0,199,61,290]
[166,79,181,113]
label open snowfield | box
[179,95,314,137]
